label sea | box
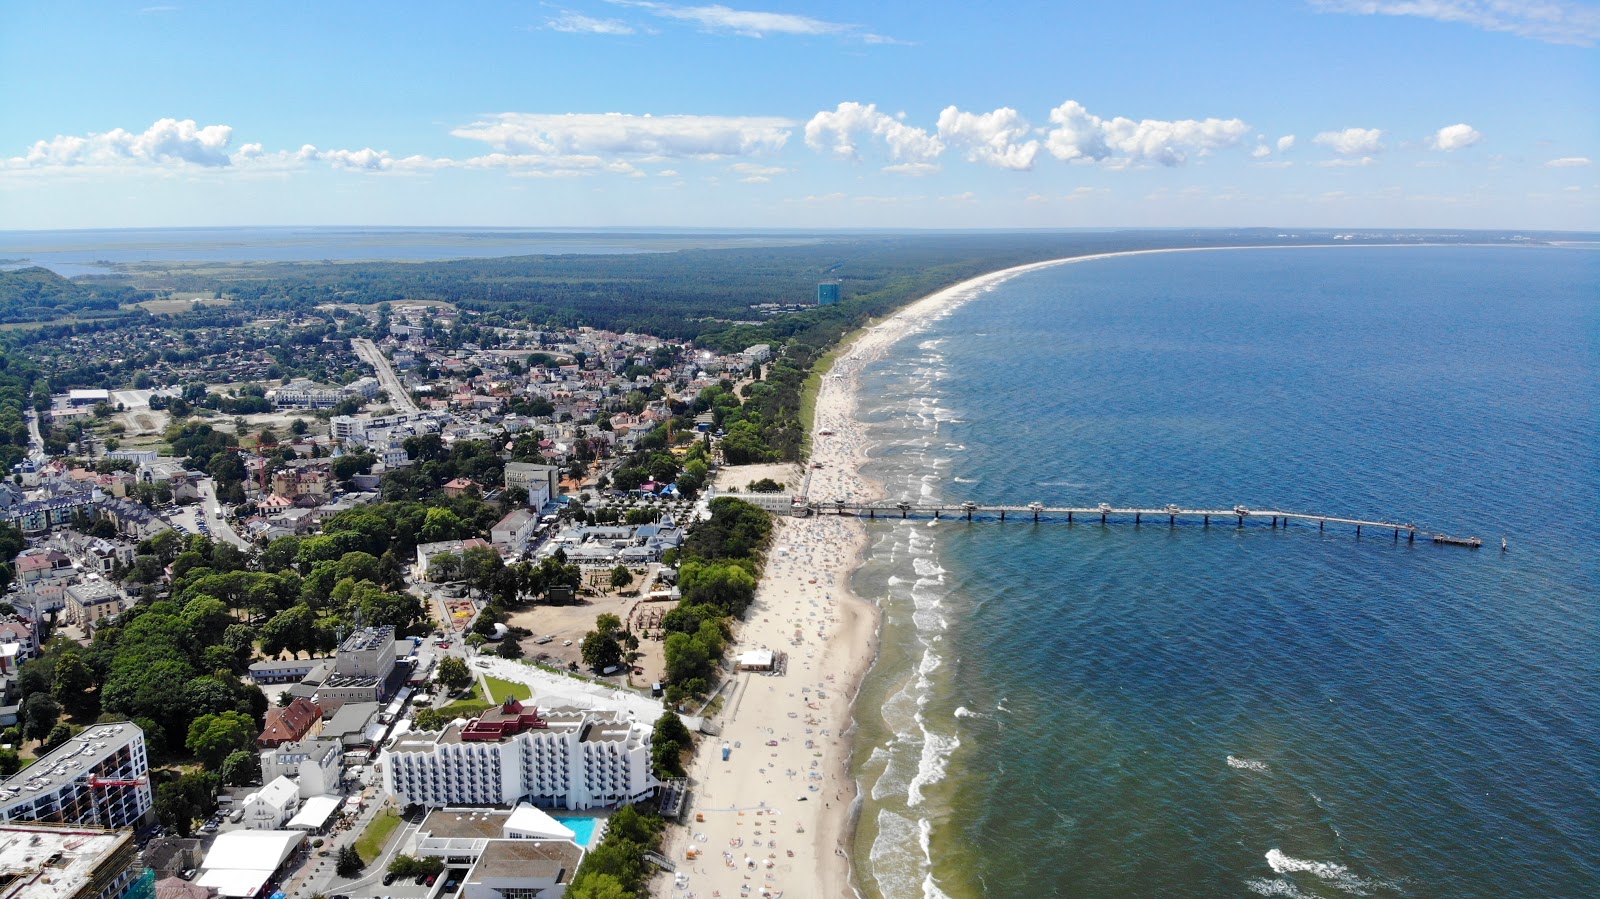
[845,246,1599,899]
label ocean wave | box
[1265,849,1374,895]
[907,726,960,807]
[1245,878,1312,898]
[912,558,945,578]
[1228,755,1271,773]
[953,706,985,719]
[870,808,926,899]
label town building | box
[0,722,151,829]
[382,700,659,811]
[260,738,342,799]
[65,581,124,628]
[257,697,322,748]
[238,776,300,830]
[504,461,561,509]
[0,824,142,899]
[413,806,582,899]
[490,508,538,555]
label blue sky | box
[2,1,1595,230]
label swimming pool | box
[552,815,600,847]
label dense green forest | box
[96,230,1313,347]
[0,267,151,323]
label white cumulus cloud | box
[451,112,793,158]
[8,118,236,169]
[1430,123,1483,150]
[1044,101,1250,166]
[1545,156,1591,167]
[1309,0,1600,46]
[804,102,944,163]
[935,106,1039,170]
[1314,127,1385,155]
[1277,134,1297,152]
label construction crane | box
[227,443,285,493]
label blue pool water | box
[553,815,600,847]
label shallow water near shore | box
[846,246,1599,898]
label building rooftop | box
[0,722,141,804]
[419,808,506,842]
[0,824,133,899]
[469,839,580,883]
[338,626,395,654]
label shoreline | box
[664,242,1424,899]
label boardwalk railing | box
[794,500,1481,547]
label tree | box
[569,873,631,899]
[335,845,365,877]
[651,711,693,778]
[186,710,256,768]
[22,693,60,744]
[495,638,524,660]
[155,781,198,837]
[581,614,624,672]
[608,565,633,590]
[436,656,473,693]
[220,748,262,786]
[42,723,73,751]
[51,651,95,713]
[0,748,19,776]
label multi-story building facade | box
[260,738,343,798]
[382,700,658,811]
[65,581,124,628]
[0,722,151,829]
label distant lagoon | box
[0,226,823,277]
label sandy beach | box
[661,246,1330,899]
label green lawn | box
[439,682,493,719]
[483,675,532,703]
[354,806,402,862]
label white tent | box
[197,830,304,897]
[285,794,340,831]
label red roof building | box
[257,697,322,748]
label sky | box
[1,1,1596,231]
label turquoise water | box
[554,815,600,847]
[847,246,1599,898]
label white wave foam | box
[1265,849,1374,895]
[1245,878,1312,898]
[1228,755,1271,773]
[907,727,959,807]
[953,706,985,719]
[911,558,945,578]
[918,819,953,899]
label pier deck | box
[796,500,1481,546]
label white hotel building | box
[382,700,658,811]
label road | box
[196,479,251,549]
[351,338,418,415]
[24,411,44,460]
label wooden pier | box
[795,499,1481,547]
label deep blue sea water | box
[847,246,1598,899]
